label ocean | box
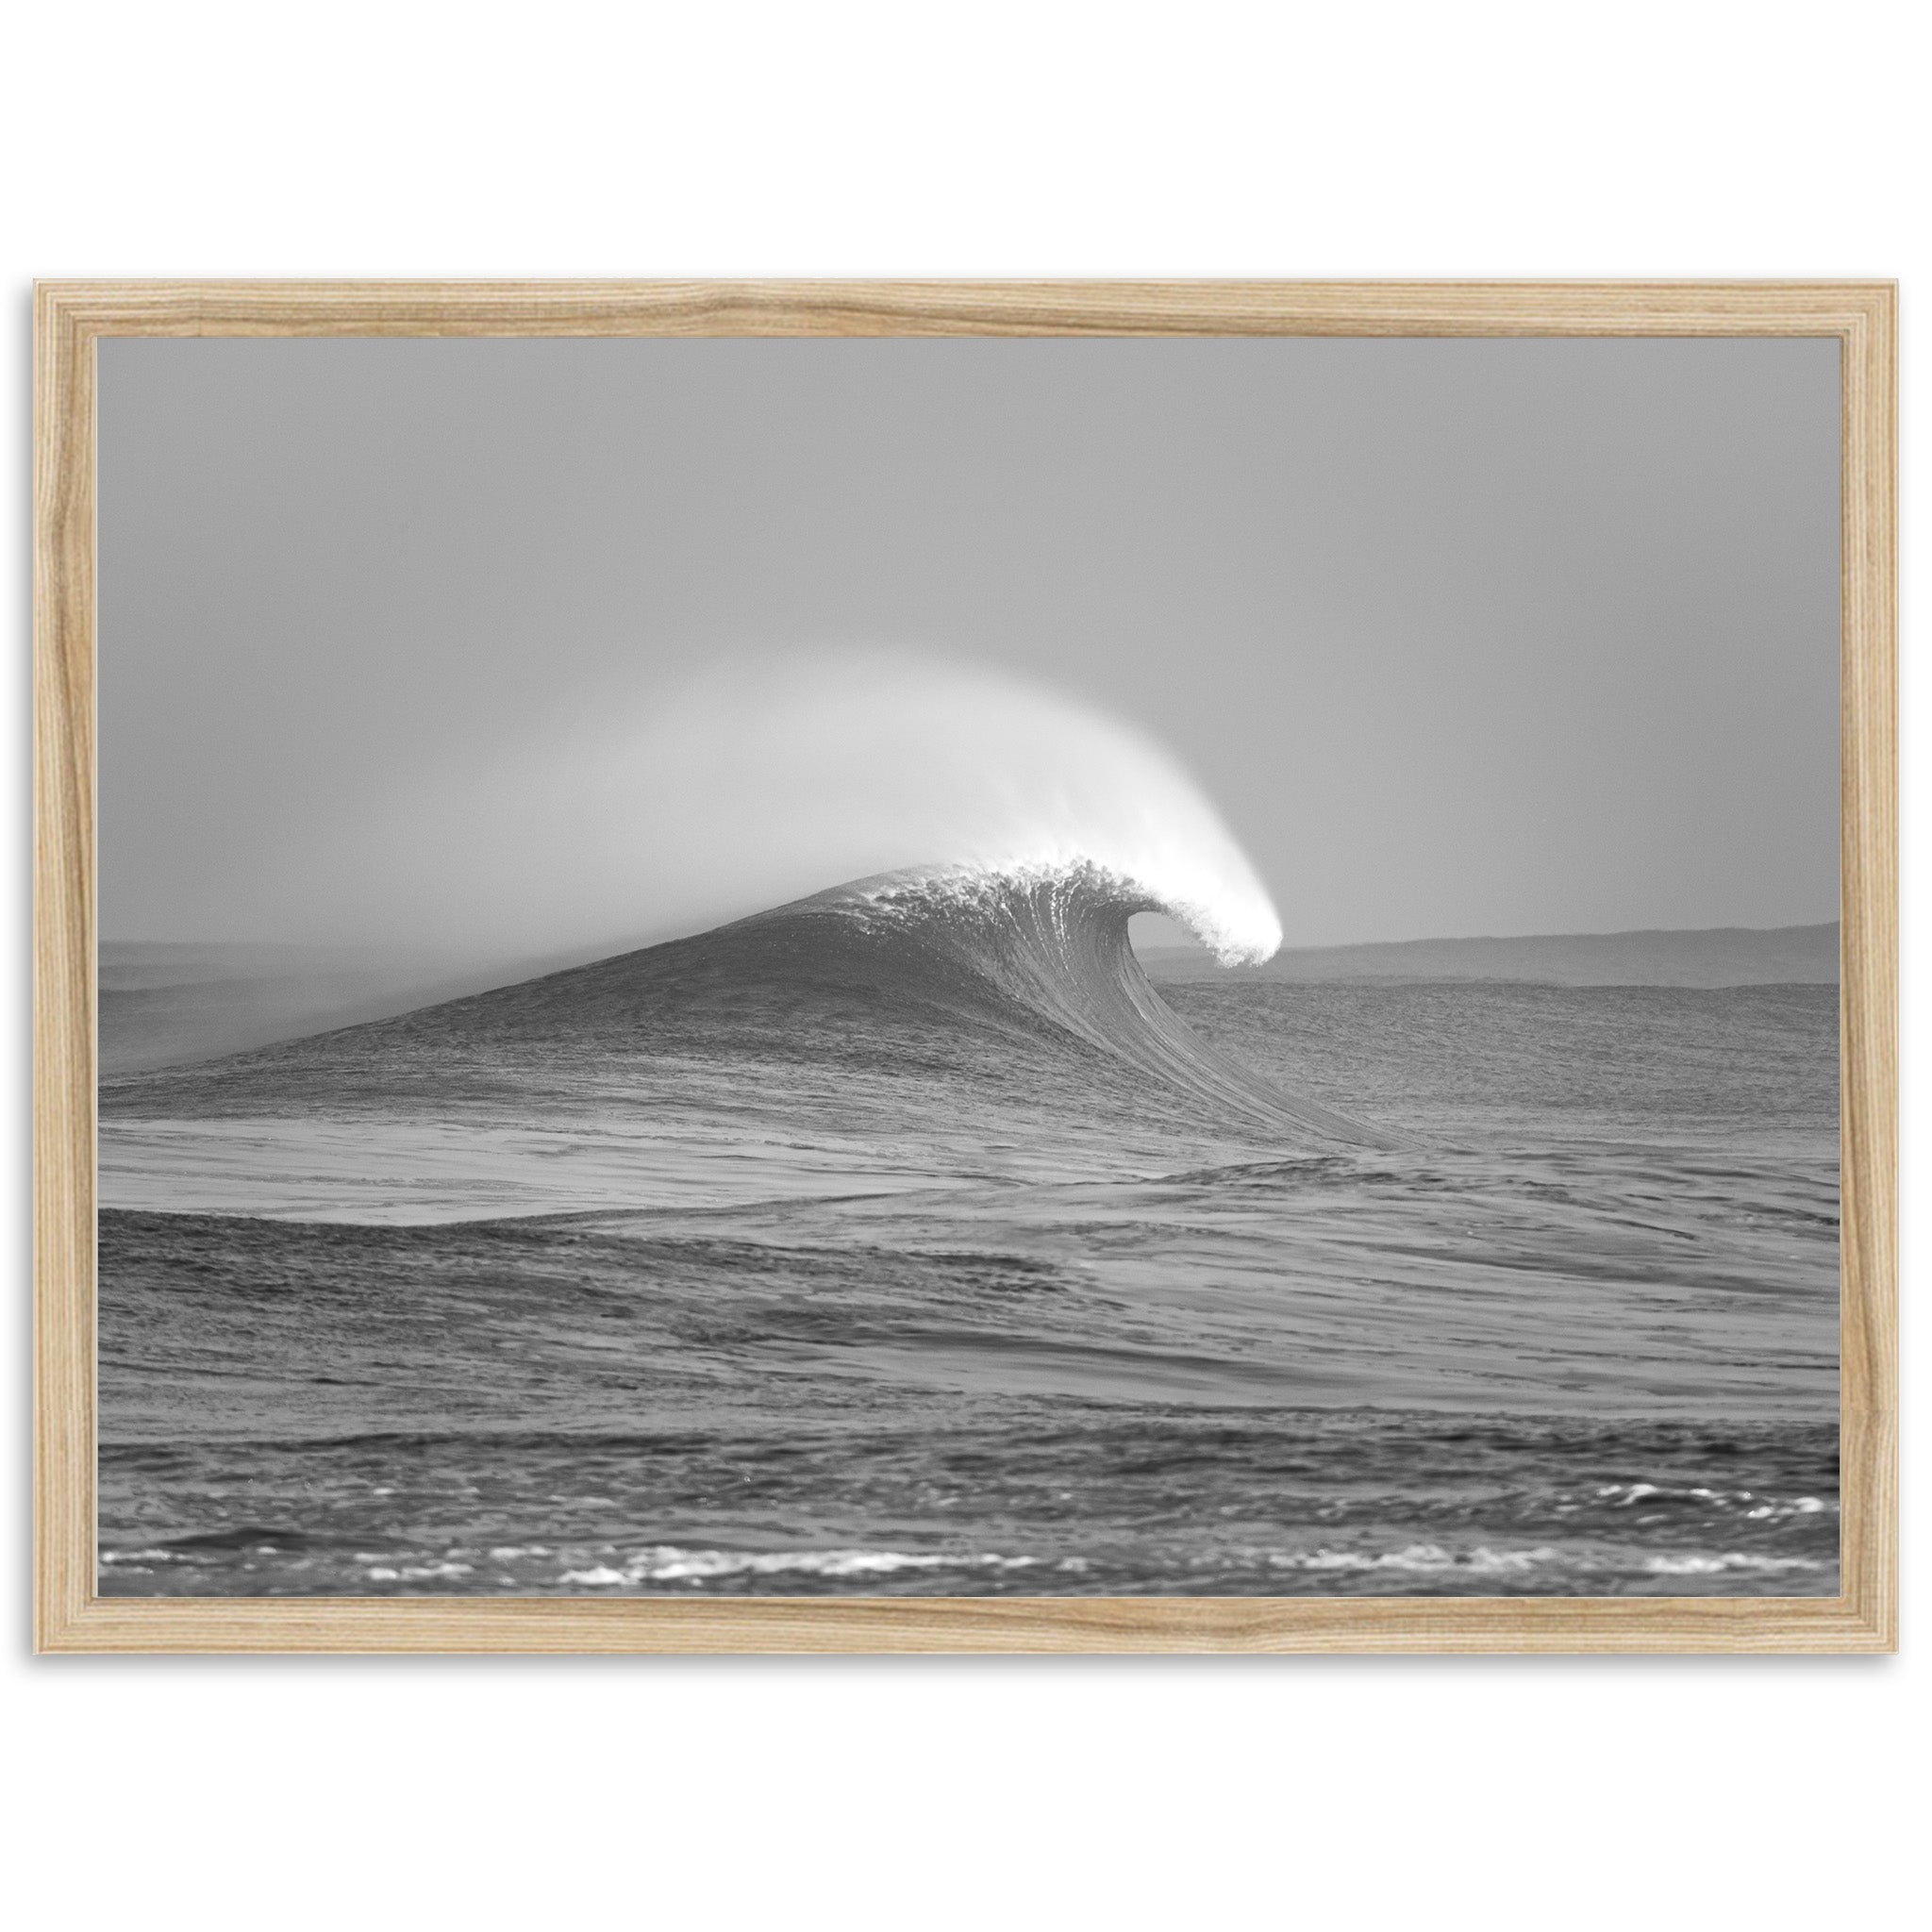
[96,866,1840,1598]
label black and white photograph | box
[94,333,1842,1601]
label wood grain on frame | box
[33,281,1899,1655]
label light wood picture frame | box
[35,280,1897,1654]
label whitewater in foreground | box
[96,860,1840,1598]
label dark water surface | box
[98,874,1840,1597]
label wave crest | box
[845,856,1274,967]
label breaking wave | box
[171,855,1391,1155]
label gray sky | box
[100,335,1840,954]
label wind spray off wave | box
[598,657,1282,966]
[299,651,1288,969]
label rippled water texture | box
[98,869,1840,1597]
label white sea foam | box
[1594,1482,1835,1524]
[1642,1553,1826,1574]
[1271,1543,1559,1574]
[558,1546,1043,1587]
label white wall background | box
[3,5,1921,1925]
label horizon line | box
[101,912,1844,956]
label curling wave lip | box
[846,856,1282,968]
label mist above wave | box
[258,651,1286,968]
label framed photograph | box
[34,280,1895,1653]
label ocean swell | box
[103,857,1394,1159]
